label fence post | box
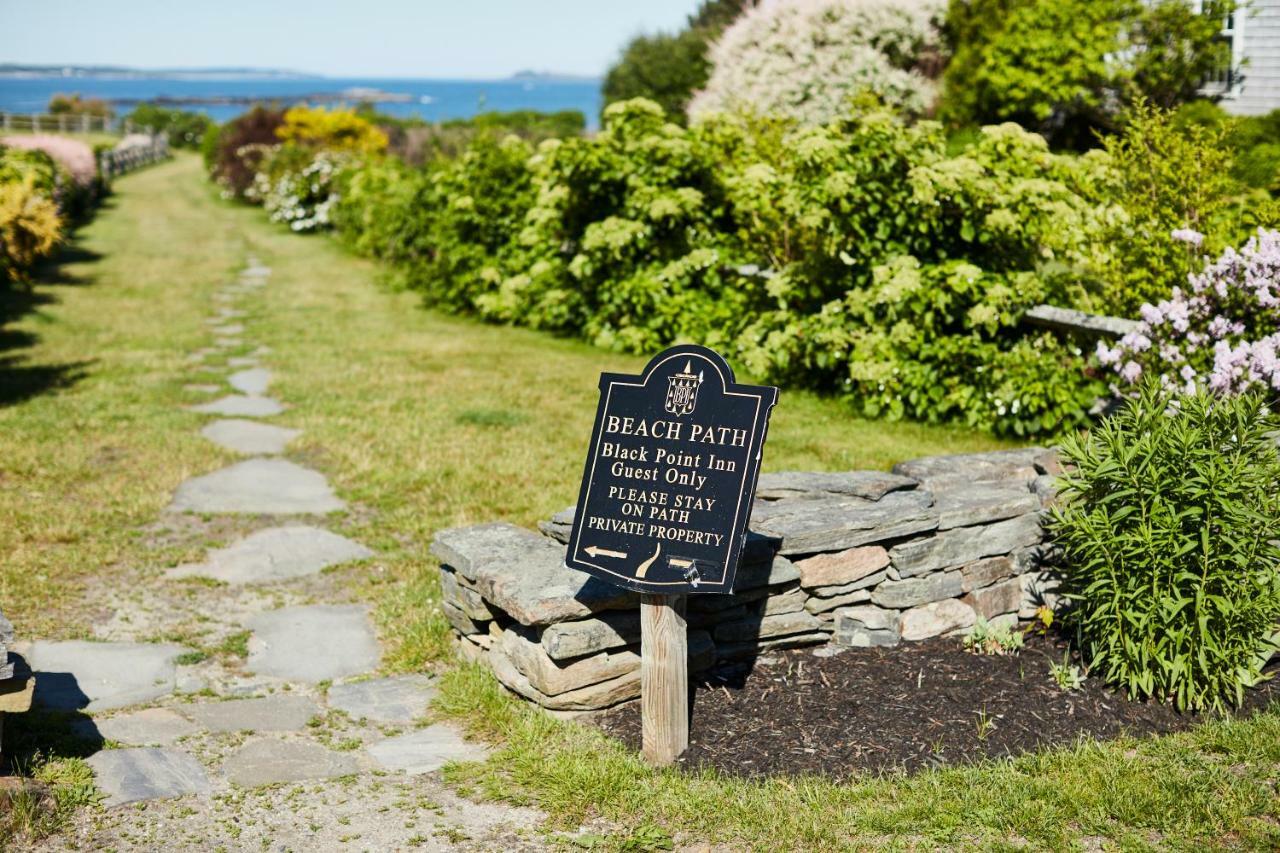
[32,114,39,132]
[2,113,8,132]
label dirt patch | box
[592,634,1280,779]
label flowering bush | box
[1100,228,1280,397]
[255,148,346,232]
[688,0,944,124]
[276,106,387,155]
[0,134,96,187]
[0,172,62,283]
[203,106,285,199]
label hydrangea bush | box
[688,0,944,124]
[1100,228,1280,397]
[255,150,345,232]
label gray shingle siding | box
[1223,1,1280,115]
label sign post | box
[564,345,778,765]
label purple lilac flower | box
[1107,228,1280,396]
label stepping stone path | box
[190,394,284,417]
[166,525,370,584]
[367,725,490,775]
[222,738,358,787]
[88,748,213,806]
[228,367,271,395]
[180,695,319,732]
[27,640,186,711]
[167,458,344,514]
[200,418,300,454]
[246,605,381,682]
[328,674,436,723]
[94,708,199,746]
[23,257,508,847]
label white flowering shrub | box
[1099,229,1280,397]
[256,150,345,232]
[688,0,945,124]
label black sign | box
[565,345,778,594]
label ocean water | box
[0,76,605,129]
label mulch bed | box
[591,633,1280,779]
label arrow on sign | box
[585,545,628,559]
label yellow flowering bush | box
[0,172,63,283]
[276,106,388,154]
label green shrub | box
[330,157,430,260]
[125,105,213,149]
[47,93,112,118]
[1051,381,1280,711]
[336,100,1104,437]
[942,0,1235,148]
[1088,104,1274,315]
[378,110,585,165]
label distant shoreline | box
[0,65,599,84]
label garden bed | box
[592,633,1280,779]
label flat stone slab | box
[328,675,435,724]
[222,738,357,787]
[89,747,212,806]
[755,471,917,502]
[227,356,260,368]
[212,323,245,336]
[183,383,222,394]
[180,695,319,732]
[167,459,345,514]
[167,525,371,584]
[246,605,379,682]
[27,641,185,711]
[365,724,489,774]
[95,708,199,746]
[200,419,300,455]
[189,395,284,417]
[431,523,637,626]
[228,367,271,396]
[751,491,939,555]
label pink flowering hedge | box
[0,135,97,186]
[1100,228,1280,397]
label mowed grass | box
[2,153,1278,850]
[0,152,1008,649]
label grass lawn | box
[3,153,1276,850]
[0,152,1011,652]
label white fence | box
[0,112,157,136]
[97,135,171,178]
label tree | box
[602,1,757,123]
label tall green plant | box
[1051,382,1280,711]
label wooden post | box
[641,593,688,766]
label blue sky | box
[0,1,699,78]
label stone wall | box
[430,448,1063,713]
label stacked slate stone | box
[0,609,14,680]
[432,448,1062,714]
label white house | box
[1207,1,1280,114]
